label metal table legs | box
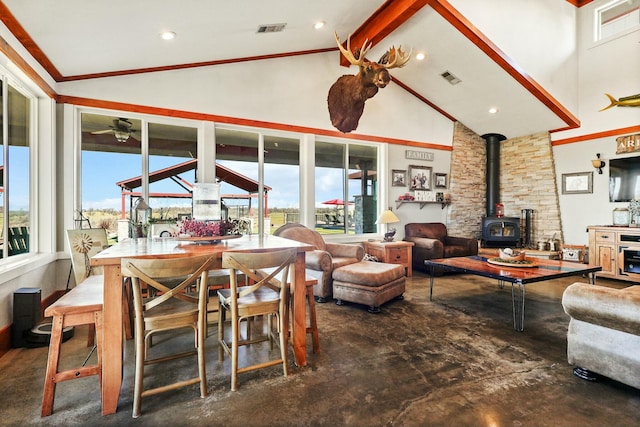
[511,282,526,331]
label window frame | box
[594,0,640,42]
[73,108,387,242]
[0,70,38,262]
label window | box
[78,112,380,240]
[215,127,300,234]
[315,139,378,235]
[0,79,33,259]
[596,0,640,41]
[80,112,198,239]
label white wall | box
[449,0,579,114]
[554,0,640,140]
[553,0,640,245]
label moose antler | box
[335,32,372,66]
[379,45,412,69]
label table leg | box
[101,265,123,415]
[511,282,526,331]
[291,252,307,367]
[429,265,435,301]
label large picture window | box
[78,111,379,240]
[0,79,33,259]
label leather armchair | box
[403,222,478,273]
[273,223,364,302]
[562,283,640,389]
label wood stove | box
[482,216,520,247]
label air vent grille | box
[257,23,287,33]
[441,70,461,85]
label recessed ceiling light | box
[416,52,426,61]
[488,107,499,114]
[314,21,326,30]
[161,31,176,40]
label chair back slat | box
[122,255,216,313]
[222,249,297,298]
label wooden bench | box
[41,276,103,417]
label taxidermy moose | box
[328,32,411,133]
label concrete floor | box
[1,271,639,426]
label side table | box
[363,240,414,277]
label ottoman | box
[332,261,406,313]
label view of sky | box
[81,151,359,214]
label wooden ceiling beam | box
[339,0,432,66]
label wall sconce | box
[376,209,400,242]
[591,153,606,174]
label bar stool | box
[41,277,103,417]
[257,268,320,354]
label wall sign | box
[616,133,640,154]
[405,150,434,161]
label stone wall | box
[500,132,563,246]
[448,122,486,239]
[447,124,563,247]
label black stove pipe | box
[482,133,507,217]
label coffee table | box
[424,255,601,331]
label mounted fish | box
[599,93,640,111]
[327,32,411,133]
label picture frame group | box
[393,166,448,191]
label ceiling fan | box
[91,118,138,143]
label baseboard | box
[0,323,9,359]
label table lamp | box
[376,209,400,242]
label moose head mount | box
[327,32,411,133]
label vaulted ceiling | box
[0,0,583,139]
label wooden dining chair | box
[121,254,216,418]
[218,248,297,391]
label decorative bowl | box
[499,248,525,261]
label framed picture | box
[409,165,432,191]
[562,172,593,194]
[391,169,407,187]
[435,173,447,189]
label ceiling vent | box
[257,23,287,33]
[441,70,461,85]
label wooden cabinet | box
[588,226,640,282]
[363,241,414,277]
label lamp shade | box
[376,210,400,225]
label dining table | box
[90,234,314,416]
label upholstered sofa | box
[403,222,478,273]
[561,282,640,389]
[273,223,364,302]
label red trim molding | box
[0,33,56,98]
[0,324,10,359]
[60,48,336,82]
[566,0,594,7]
[0,1,62,82]
[552,125,640,146]
[57,95,452,151]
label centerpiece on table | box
[177,219,240,242]
[487,248,536,268]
